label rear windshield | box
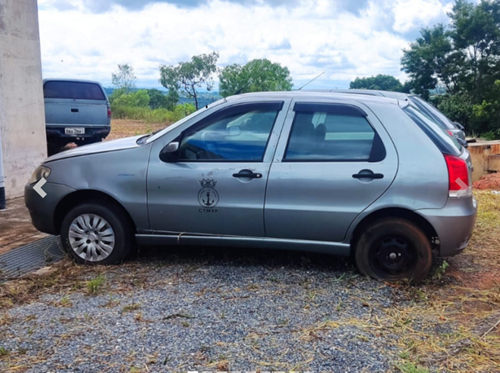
[44,81,106,100]
[409,96,455,130]
[404,106,462,156]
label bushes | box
[111,103,196,123]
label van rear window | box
[44,81,106,100]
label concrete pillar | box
[0,0,46,204]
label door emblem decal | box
[198,179,219,212]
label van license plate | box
[65,128,85,135]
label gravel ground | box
[0,247,413,373]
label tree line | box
[353,0,500,138]
[110,56,293,112]
[111,0,500,138]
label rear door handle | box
[71,108,79,113]
[352,170,384,179]
[233,171,263,179]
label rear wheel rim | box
[68,214,115,262]
[369,235,417,279]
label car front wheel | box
[355,218,432,283]
[60,202,134,265]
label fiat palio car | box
[25,92,477,283]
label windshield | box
[404,106,462,156]
[142,98,227,144]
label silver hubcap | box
[68,214,115,262]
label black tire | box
[60,202,135,265]
[354,218,432,283]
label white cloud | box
[392,0,453,34]
[37,0,455,89]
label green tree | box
[401,0,500,136]
[401,24,459,99]
[159,52,219,110]
[113,90,150,107]
[146,88,178,110]
[112,64,136,93]
[349,74,406,92]
[218,59,293,97]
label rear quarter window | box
[44,81,106,100]
[404,106,462,156]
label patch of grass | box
[396,362,429,373]
[86,275,105,294]
[111,103,195,124]
[432,260,449,280]
[59,296,73,307]
[0,346,9,357]
[122,303,141,313]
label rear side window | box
[44,81,106,100]
[409,96,455,130]
[284,103,385,162]
[404,106,461,156]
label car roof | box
[311,88,411,101]
[226,91,404,107]
[43,78,104,85]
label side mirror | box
[228,125,241,136]
[160,141,180,162]
[165,141,179,153]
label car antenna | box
[297,71,325,90]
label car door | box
[265,99,398,242]
[147,100,289,237]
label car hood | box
[45,135,143,162]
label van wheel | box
[355,218,432,283]
[60,202,134,265]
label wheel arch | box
[350,207,439,251]
[53,189,137,235]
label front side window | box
[285,104,382,161]
[44,81,106,100]
[176,103,282,161]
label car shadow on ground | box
[131,244,357,275]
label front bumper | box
[417,196,477,257]
[24,182,76,235]
[46,125,111,140]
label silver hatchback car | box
[25,92,477,283]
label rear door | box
[265,99,398,242]
[44,81,109,127]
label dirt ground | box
[0,198,47,255]
[106,119,168,141]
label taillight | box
[107,107,112,119]
[444,154,471,198]
[447,130,453,137]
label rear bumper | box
[46,125,111,140]
[24,182,75,235]
[417,196,477,257]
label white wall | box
[0,0,46,199]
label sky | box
[37,0,466,90]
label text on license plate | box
[65,128,85,135]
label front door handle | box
[233,170,263,179]
[71,108,79,113]
[352,170,384,179]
